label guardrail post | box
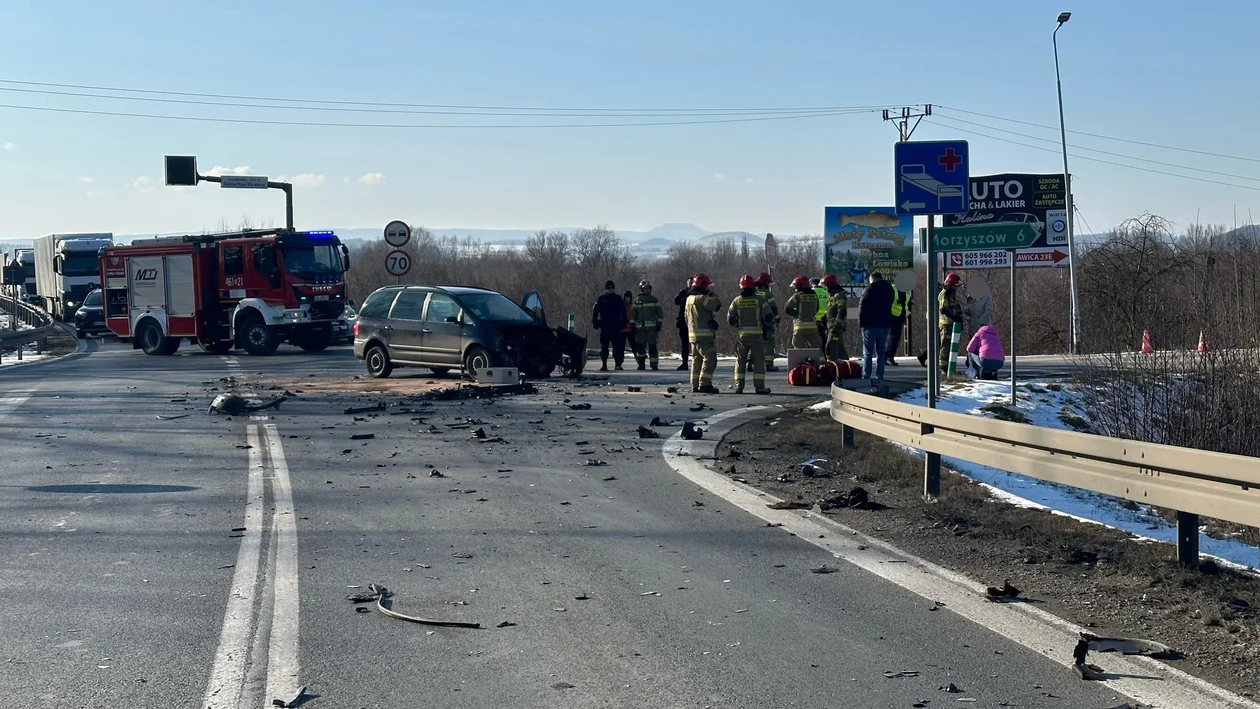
[1176,511,1200,570]
[841,424,854,449]
[923,423,941,498]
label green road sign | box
[932,223,1039,252]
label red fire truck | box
[100,229,351,356]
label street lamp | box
[1054,11,1081,354]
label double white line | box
[203,423,301,709]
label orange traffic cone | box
[1196,331,1208,354]
[1139,329,1154,354]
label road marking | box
[662,406,1260,709]
[262,424,301,705]
[202,425,266,709]
[0,388,35,419]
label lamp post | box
[1054,11,1080,354]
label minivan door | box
[385,289,428,363]
[419,292,464,366]
[521,291,546,325]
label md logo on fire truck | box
[134,268,159,286]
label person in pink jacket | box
[965,324,1005,379]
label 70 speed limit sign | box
[384,249,411,277]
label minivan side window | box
[425,294,460,323]
[389,290,427,321]
[358,289,399,319]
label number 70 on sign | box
[385,249,411,277]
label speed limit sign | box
[384,249,411,277]
[384,220,411,248]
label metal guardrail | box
[829,384,1260,568]
[0,295,56,360]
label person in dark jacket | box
[591,280,628,371]
[674,278,693,370]
[857,271,895,386]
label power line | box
[932,115,1260,183]
[925,120,1260,193]
[0,77,895,114]
[0,84,890,119]
[0,101,877,129]
[936,104,1260,165]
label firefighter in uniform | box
[810,277,830,345]
[783,275,822,351]
[728,274,772,394]
[936,272,965,371]
[754,272,780,371]
[630,280,663,370]
[822,273,849,360]
[685,273,721,393]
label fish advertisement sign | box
[823,207,914,295]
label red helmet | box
[820,273,840,289]
[756,272,772,286]
[738,273,756,289]
[638,279,653,293]
[791,275,810,291]
[691,273,712,289]
[943,272,961,287]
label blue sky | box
[1,0,1257,238]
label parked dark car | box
[332,304,356,345]
[353,286,586,379]
[72,288,110,339]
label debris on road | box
[472,427,487,439]
[818,487,881,511]
[626,386,641,392]
[155,414,190,421]
[689,403,709,412]
[347,586,393,603]
[496,621,517,628]
[343,403,386,415]
[551,682,575,690]
[882,670,920,679]
[637,426,660,439]
[567,402,592,410]
[208,393,287,415]
[767,500,808,510]
[583,459,607,467]
[371,583,481,628]
[800,458,830,477]
[681,422,704,440]
[349,433,375,441]
[270,685,308,708]
[984,580,1022,602]
[429,470,445,478]
[940,682,962,693]
[601,475,617,481]
[809,564,838,574]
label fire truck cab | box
[101,229,350,356]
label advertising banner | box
[943,173,1069,254]
[823,206,914,297]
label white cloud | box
[79,177,95,183]
[287,173,325,188]
[206,165,253,177]
[358,172,385,186]
[713,173,726,183]
[2,142,14,151]
[744,177,755,184]
[85,190,104,198]
[129,175,155,192]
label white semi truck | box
[33,233,114,320]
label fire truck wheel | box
[138,319,172,356]
[238,313,280,356]
[365,344,393,378]
[294,326,333,353]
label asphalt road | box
[0,340,1124,708]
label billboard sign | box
[946,247,1070,270]
[823,207,914,297]
[944,173,1069,252]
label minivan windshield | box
[457,292,535,323]
[82,290,101,308]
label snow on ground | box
[0,340,53,367]
[893,378,1260,573]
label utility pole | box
[882,105,933,142]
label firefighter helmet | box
[638,279,652,293]
[820,273,840,289]
[943,272,961,287]
[692,273,712,290]
[738,273,756,289]
[756,272,772,286]
[791,276,810,291]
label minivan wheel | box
[366,344,393,378]
[463,345,493,377]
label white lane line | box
[663,406,1260,709]
[0,389,36,419]
[263,424,301,705]
[202,425,267,709]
